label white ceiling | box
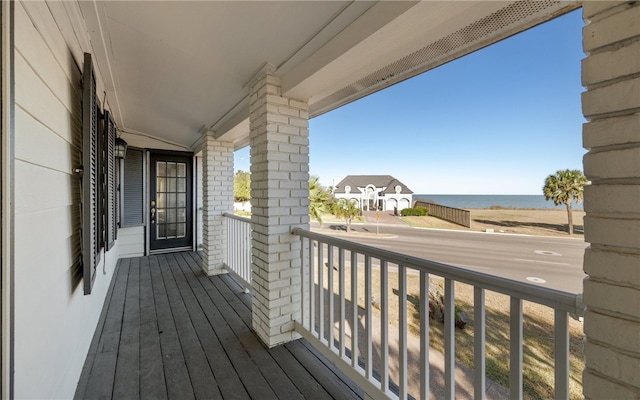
[79,1,579,151]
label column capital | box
[246,62,276,91]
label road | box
[313,222,588,294]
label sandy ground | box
[402,208,585,237]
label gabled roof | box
[334,175,413,194]
[382,178,414,195]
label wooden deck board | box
[158,254,222,400]
[82,258,131,400]
[149,254,195,400]
[75,251,362,400]
[138,255,167,400]
[114,257,141,398]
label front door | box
[150,152,193,252]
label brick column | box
[201,135,234,275]
[249,72,309,347]
[581,2,640,399]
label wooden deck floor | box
[74,252,362,400]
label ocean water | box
[413,194,584,210]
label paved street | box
[312,221,588,294]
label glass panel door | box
[150,153,193,251]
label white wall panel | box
[119,226,145,258]
[11,1,119,398]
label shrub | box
[401,206,428,216]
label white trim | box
[192,155,198,252]
[1,1,15,397]
[145,150,150,256]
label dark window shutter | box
[104,110,117,250]
[81,52,101,295]
[116,157,121,229]
[122,149,144,226]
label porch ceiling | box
[79,1,578,150]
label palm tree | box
[309,176,329,225]
[543,169,588,234]
[333,199,360,232]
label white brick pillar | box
[249,71,309,347]
[201,135,234,275]
[581,2,640,399]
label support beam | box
[201,136,234,275]
[249,72,310,347]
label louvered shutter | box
[104,110,117,250]
[81,52,101,295]
[122,149,144,226]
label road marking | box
[534,250,562,256]
[515,258,570,266]
[526,276,547,284]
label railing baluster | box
[236,219,240,277]
[243,220,249,284]
[351,250,359,369]
[510,297,523,400]
[318,242,324,343]
[339,247,346,358]
[234,219,238,274]
[554,309,569,400]
[365,255,373,380]
[420,271,430,400]
[300,236,306,329]
[399,265,408,399]
[234,219,238,277]
[328,245,335,350]
[445,278,455,399]
[227,218,232,268]
[380,260,389,394]
[474,287,486,400]
[309,239,315,334]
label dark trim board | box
[74,252,363,400]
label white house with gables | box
[1,1,639,399]
[334,175,413,212]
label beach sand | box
[403,208,586,237]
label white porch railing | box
[291,227,583,400]
[223,212,252,291]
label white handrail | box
[291,226,582,400]
[291,227,582,315]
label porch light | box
[115,137,128,159]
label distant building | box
[333,175,413,211]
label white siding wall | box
[118,226,145,258]
[13,1,119,398]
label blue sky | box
[236,9,585,195]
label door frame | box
[146,150,196,255]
